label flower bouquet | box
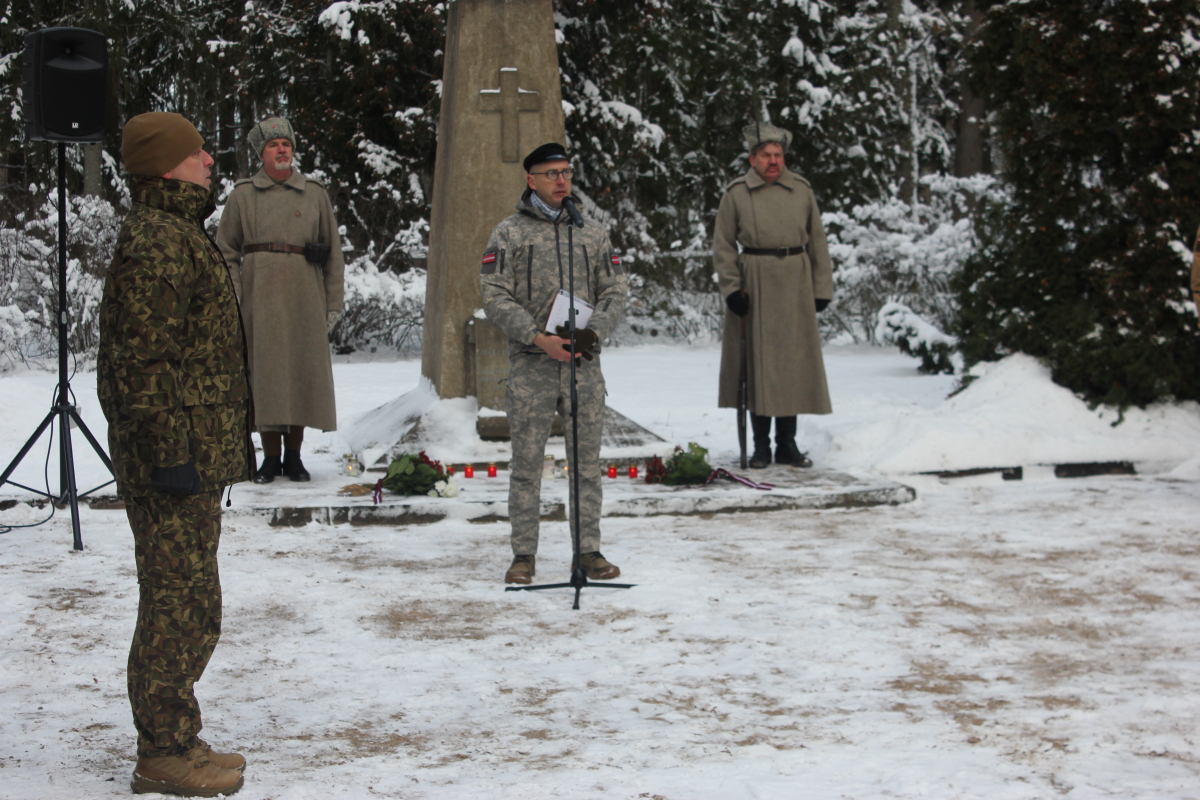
[372,451,459,503]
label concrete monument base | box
[193,462,916,528]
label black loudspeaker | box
[23,27,108,144]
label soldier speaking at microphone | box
[713,121,834,469]
[480,143,628,586]
[217,117,344,484]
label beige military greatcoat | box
[216,167,344,431]
[713,167,833,417]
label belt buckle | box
[775,248,787,259]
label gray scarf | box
[529,191,562,222]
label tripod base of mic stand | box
[506,567,634,610]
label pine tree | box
[955,0,1200,408]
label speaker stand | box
[0,142,115,550]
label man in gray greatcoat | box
[217,117,344,483]
[480,143,628,585]
[713,121,834,469]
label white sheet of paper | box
[545,289,594,333]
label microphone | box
[561,195,585,228]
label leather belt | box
[243,242,308,256]
[740,244,806,258]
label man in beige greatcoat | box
[713,121,833,469]
[217,117,344,483]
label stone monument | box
[344,0,668,466]
[421,0,564,401]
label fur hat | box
[121,113,204,177]
[742,121,792,153]
[248,117,296,159]
[523,142,569,173]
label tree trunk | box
[886,0,917,210]
[954,0,987,178]
[83,143,102,197]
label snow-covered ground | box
[2,343,1200,799]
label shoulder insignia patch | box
[481,247,499,275]
[610,252,624,275]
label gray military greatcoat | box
[713,167,833,417]
[216,167,344,431]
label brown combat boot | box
[131,743,244,797]
[505,554,535,584]
[576,551,620,580]
[196,737,246,773]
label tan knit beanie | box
[121,113,204,177]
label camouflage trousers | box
[507,353,606,555]
[124,490,223,757]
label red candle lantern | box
[464,465,475,478]
[608,465,617,478]
[447,465,455,476]
[629,464,639,479]
[487,463,497,478]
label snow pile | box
[825,352,1200,475]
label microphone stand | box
[507,199,633,609]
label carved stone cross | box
[479,67,541,162]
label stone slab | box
[200,461,916,527]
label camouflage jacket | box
[480,189,627,358]
[97,177,253,496]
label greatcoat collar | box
[743,167,802,191]
[251,166,308,192]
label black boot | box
[282,448,311,482]
[254,455,282,484]
[749,414,772,469]
[774,416,813,468]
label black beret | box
[523,142,569,173]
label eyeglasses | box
[529,168,574,181]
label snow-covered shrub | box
[875,301,957,375]
[0,191,122,369]
[333,249,426,355]
[823,174,1000,345]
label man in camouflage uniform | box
[97,112,254,797]
[480,143,628,585]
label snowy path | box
[2,473,1199,799]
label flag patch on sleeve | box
[610,252,624,275]
[481,248,498,274]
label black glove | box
[725,291,750,317]
[815,298,830,313]
[555,325,597,364]
[151,463,201,496]
[304,242,331,266]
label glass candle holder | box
[464,465,474,478]
[629,464,639,479]
[608,465,617,478]
[487,463,497,478]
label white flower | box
[428,476,460,498]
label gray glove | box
[327,310,342,333]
